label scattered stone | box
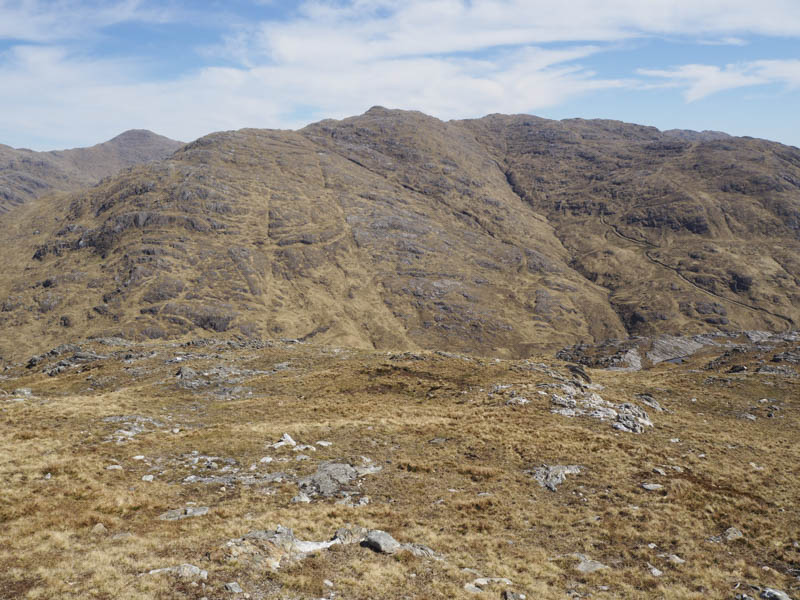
[641,483,663,491]
[472,577,512,588]
[757,364,797,376]
[316,440,333,447]
[158,506,210,521]
[636,394,664,412]
[549,384,652,433]
[293,444,316,452]
[132,455,145,461]
[224,582,243,593]
[725,527,745,541]
[336,495,371,507]
[297,459,381,499]
[333,525,369,545]
[259,456,273,463]
[176,366,197,380]
[647,563,663,577]
[501,592,527,600]
[665,554,685,564]
[505,395,530,406]
[527,464,581,491]
[614,403,653,433]
[574,555,609,574]
[219,525,342,571]
[291,493,311,504]
[567,364,591,383]
[271,433,296,449]
[92,523,108,536]
[653,467,667,476]
[147,564,208,581]
[106,464,123,471]
[323,579,334,588]
[142,474,154,482]
[464,583,483,593]
[103,414,165,443]
[760,588,793,600]
[362,530,401,554]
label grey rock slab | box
[575,557,609,574]
[760,589,793,600]
[666,554,685,564]
[725,527,744,541]
[472,577,513,588]
[158,506,209,521]
[647,335,706,365]
[361,530,401,554]
[147,564,208,581]
[271,433,296,449]
[334,525,369,545]
[298,460,381,498]
[224,582,243,593]
[641,483,663,491]
[528,464,581,491]
[402,543,439,558]
[224,525,341,571]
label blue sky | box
[0,0,799,150]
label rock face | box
[1,108,800,361]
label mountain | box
[0,129,184,214]
[0,108,798,362]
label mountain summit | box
[0,130,183,214]
[0,109,798,361]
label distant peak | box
[108,129,174,143]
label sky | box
[1,0,799,150]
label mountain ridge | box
[0,108,798,362]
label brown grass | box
[0,339,798,599]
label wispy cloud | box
[0,0,173,42]
[639,59,800,101]
[697,37,749,46]
[1,0,800,148]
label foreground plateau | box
[1,333,798,599]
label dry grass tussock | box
[0,338,798,599]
